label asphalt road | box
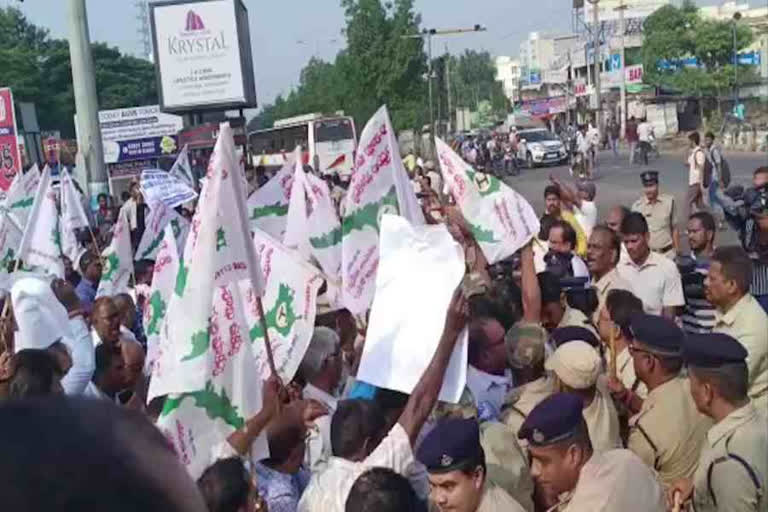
[501,148,768,250]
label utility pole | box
[616,0,627,139]
[402,25,486,140]
[587,0,603,135]
[445,45,452,134]
[68,0,107,202]
[733,11,742,107]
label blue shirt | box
[253,463,307,512]
[75,277,97,313]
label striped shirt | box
[681,258,717,334]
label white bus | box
[248,113,357,177]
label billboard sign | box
[0,88,22,191]
[95,105,183,164]
[150,0,257,112]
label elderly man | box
[546,220,589,278]
[299,327,344,472]
[298,290,467,512]
[74,251,102,314]
[669,333,766,512]
[545,340,622,453]
[618,212,684,318]
[542,185,586,257]
[416,418,527,512]
[520,393,664,511]
[623,314,711,486]
[91,297,123,348]
[587,225,631,323]
[705,246,768,412]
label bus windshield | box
[315,118,354,143]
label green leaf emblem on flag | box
[466,169,501,197]
[0,248,14,270]
[146,291,167,336]
[140,232,164,260]
[161,381,245,430]
[9,197,33,210]
[51,227,61,251]
[181,329,210,361]
[250,283,299,341]
[101,253,119,281]
[216,227,227,251]
[250,202,288,220]
[468,222,499,243]
[175,259,189,296]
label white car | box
[517,128,568,168]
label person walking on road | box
[608,117,620,158]
[637,118,653,166]
[687,132,707,221]
[626,117,639,165]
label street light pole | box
[427,32,434,139]
[732,12,742,107]
[587,0,603,136]
[616,1,627,139]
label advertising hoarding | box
[95,105,183,165]
[0,88,22,191]
[150,0,257,112]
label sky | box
[2,0,725,108]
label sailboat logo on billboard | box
[185,10,205,31]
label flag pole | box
[609,326,618,379]
[255,296,279,378]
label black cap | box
[682,333,747,368]
[416,418,483,473]
[550,326,600,349]
[629,313,683,356]
[518,393,584,446]
[640,170,659,186]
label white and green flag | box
[17,166,64,278]
[435,137,539,264]
[135,202,190,261]
[96,212,134,298]
[284,150,342,300]
[59,168,90,262]
[341,105,424,314]
[169,145,195,188]
[246,157,295,241]
[151,123,267,478]
[0,209,22,291]
[4,163,41,228]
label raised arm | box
[550,176,581,209]
[398,288,468,445]
[520,242,541,323]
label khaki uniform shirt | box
[480,422,535,512]
[583,380,623,453]
[558,450,666,512]
[557,305,598,337]
[632,194,676,255]
[297,423,415,512]
[618,251,685,315]
[613,346,648,399]
[477,483,528,512]
[593,267,632,324]
[501,376,554,438]
[713,294,768,412]
[627,377,712,486]
[692,403,767,512]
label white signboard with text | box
[151,0,256,111]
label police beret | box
[629,313,683,356]
[416,418,483,473]
[518,393,584,446]
[640,170,659,185]
[550,326,600,348]
[682,333,747,368]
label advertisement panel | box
[150,0,257,112]
[95,105,183,164]
[0,88,22,191]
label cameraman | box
[679,212,717,334]
[722,167,768,312]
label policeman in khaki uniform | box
[668,333,766,512]
[632,171,679,259]
[417,418,528,512]
[623,314,712,486]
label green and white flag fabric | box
[59,168,90,262]
[96,212,134,298]
[242,228,324,382]
[151,123,266,478]
[135,202,190,261]
[17,166,64,278]
[4,163,41,228]
[284,149,342,305]
[435,137,539,264]
[0,209,22,291]
[144,224,180,376]
[246,156,295,241]
[341,105,424,314]
[169,144,195,188]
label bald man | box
[91,297,121,348]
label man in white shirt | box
[84,343,124,402]
[637,119,654,165]
[617,212,684,318]
[298,290,467,512]
[467,317,514,420]
[686,131,707,220]
[299,327,343,473]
